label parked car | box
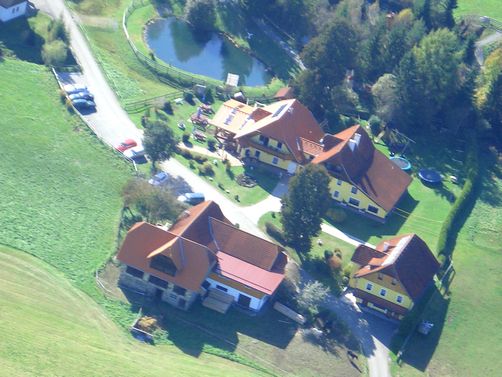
[68,90,94,101]
[148,171,170,186]
[72,99,96,109]
[63,84,88,95]
[116,138,137,152]
[177,192,205,205]
[123,146,145,161]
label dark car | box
[69,90,94,101]
[72,99,96,109]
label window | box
[125,266,144,279]
[367,205,379,214]
[396,295,403,304]
[245,149,250,157]
[379,288,387,297]
[258,135,269,146]
[336,179,342,186]
[365,283,373,291]
[202,280,210,289]
[216,285,228,292]
[272,157,279,165]
[333,190,340,199]
[351,186,358,194]
[276,142,283,150]
[173,285,186,296]
[150,254,177,276]
[377,273,383,280]
[254,150,261,158]
[348,197,360,207]
[148,275,168,289]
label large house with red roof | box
[310,125,412,221]
[209,98,324,174]
[117,201,287,313]
[349,234,440,320]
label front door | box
[237,294,251,309]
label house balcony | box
[245,140,291,160]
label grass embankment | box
[0,247,267,377]
[456,0,502,21]
[391,146,502,377]
[0,58,129,293]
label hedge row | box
[435,130,479,264]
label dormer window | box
[150,254,177,276]
[351,187,358,195]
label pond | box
[145,18,273,86]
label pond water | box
[145,18,273,86]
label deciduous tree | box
[143,119,178,168]
[281,164,330,253]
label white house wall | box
[206,277,269,311]
[0,1,27,22]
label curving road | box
[32,1,394,376]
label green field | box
[0,58,129,292]
[456,0,502,21]
[0,247,266,377]
[392,149,502,376]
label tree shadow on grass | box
[0,16,45,64]
[399,286,450,372]
[243,163,281,195]
[330,191,419,242]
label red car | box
[116,139,137,152]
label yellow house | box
[311,125,412,221]
[349,234,440,320]
[209,98,324,174]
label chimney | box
[382,242,390,252]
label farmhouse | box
[311,125,412,221]
[0,0,27,22]
[349,234,440,320]
[117,201,287,313]
[209,98,324,174]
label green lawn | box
[456,0,502,21]
[176,152,280,206]
[0,246,266,377]
[391,147,502,377]
[0,58,130,292]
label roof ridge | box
[174,200,214,237]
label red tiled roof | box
[117,201,287,296]
[235,99,324,164]
[351,234,440,301]
[215,252,285,295]
[313,125,412,212]
[274,87,294,99]
[116,222,216,292]
[299,137,324,156]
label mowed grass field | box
[456,0,502,21]
[0,247,266,377]
[0,58,129,291]
[393,150,502,377]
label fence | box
[124,90,185,113]
[123,0,220,90]
[465,15,502,33]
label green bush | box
[184,92,194,104]
[193,154,207,164]
[265,221,285,244]
[369,115,382,136]
[188,160,196,169]
[436,130,479,261]
[180,149,193,159]
[324,249,334,259]
[163,101,173,115]
[199,161,214,176]
[207,137,217,150]
[42,40,68,67]
[326,207,347,223]
[182,131,191,144]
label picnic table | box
[190,114,208,126]
[193,130,206,142]
[200,104,214,114]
